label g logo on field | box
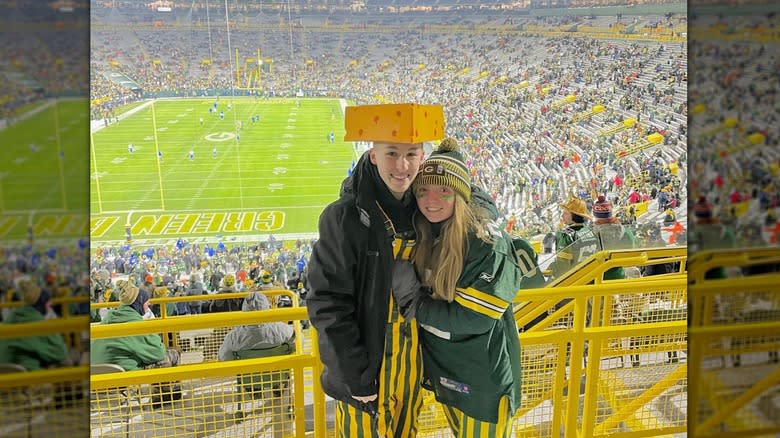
[205,132,236,142]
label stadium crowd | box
[688,14,780,249]
[89,238,313,318]
[90,8,689,238]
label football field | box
[0,98,89,243]
[90,97,356,243]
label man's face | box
[561,209,573,225]
[369,142,424,200]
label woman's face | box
[416,184,456,223]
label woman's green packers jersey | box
[417,232,522,423]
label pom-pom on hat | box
[223,273,236,287]
[412,138,471,202]
[116,279,140,305]
[592,195,613,219]
[694,196,712,218]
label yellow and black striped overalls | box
[335,237,423,438]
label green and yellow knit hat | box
[413,138,471,202]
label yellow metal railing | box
[92,289,305,362]
[90,307,327,438]
[0,317,90,437]
[1,295,90,318]
[513,278,687,437]
[549,247,687,288]
[87,275,687,437]
[524,247,687,331]
[689,249,780,438]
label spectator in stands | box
[218,291,294,361]
[662,208,676,226]
[258,270,277,291]
[549,195,596,279]
[591,195,637,280]
[209,270,223,292]
[392,139,522,434]
[0,280,69,370]
[173,286,189,316]
[208,273,242,313]
[542,231,556,254]
[186,273,207,314]
[307,104,430,436]
[91,280,180,371]
[689,196,737,279]
[151,286,178,318]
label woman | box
[395,139,523,437]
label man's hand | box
[352,394,378,403]
[391,261,421,314]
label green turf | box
[0,98,89,242]
[90,97,356,242]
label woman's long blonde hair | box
[413,195,494,302]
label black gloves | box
[391,260,421,319]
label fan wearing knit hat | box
[91,279,181,378]
[396,138,524,432]
[590,194,637,280]
[693,196,714,223]
[689,196,736,256]
[592,195,619,225]
[0,280,68,370]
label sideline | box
[90,99,154,134]
[0,99,55,131]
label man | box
[689,196,736,279]
[590,195,636,280]
[307,103,444,437]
